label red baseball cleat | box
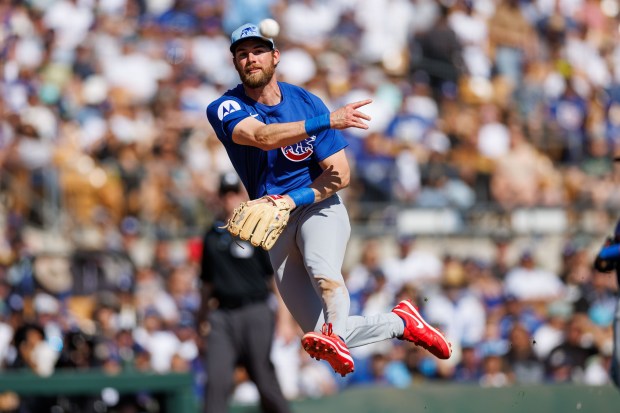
[392,300,452,359]
[301,323,354,377]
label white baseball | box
[259,18,280,38]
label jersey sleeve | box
[206,97,252,140]
[313,129,348,162]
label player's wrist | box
[287,187,315,207]
[282,195,296,209]
[304,113,330,136]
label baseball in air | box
[259,18,280,38]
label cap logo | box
[230,24,274,52]
[217,100,242,120]
[240,26,258,38]
[281,136,316,162]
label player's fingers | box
[351,120,370,129]
[353,110,371,121]
[335,121,368,130]
[350,99,373,109]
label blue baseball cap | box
[230,23,275,53]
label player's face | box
[223,190,245,217]
[233,41,278,88]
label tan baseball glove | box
[224,195,292,250]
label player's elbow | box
[232,132,273,150]
[253,130,281,151]
[338,168,350,190]
[233,122,277,150]
[256,139,279,151]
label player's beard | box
[236,58,276,89]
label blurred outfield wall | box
[233,384,620,413]
[1,370,618,413]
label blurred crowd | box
[1,0,620,411]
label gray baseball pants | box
[268,194,403,347]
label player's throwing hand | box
[329,99,372,131]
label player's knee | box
[316,276,345,297]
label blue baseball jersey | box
[206,82,348,199]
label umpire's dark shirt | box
[200,220,273,309]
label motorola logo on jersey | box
[281,136,316,162]
[217,100,242,120]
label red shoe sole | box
[301,332,355,377]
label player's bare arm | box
[308,149,350,204]
[244,149,349,210]
[259,149,349,209]
[231,99,373,150]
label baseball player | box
[593,216,620,389]
[206,22,451,377]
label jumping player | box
[206,22,452,377]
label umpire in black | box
[594,217,620,390]
[199,172,291,413]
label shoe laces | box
[321,322,333,336]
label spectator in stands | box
[453,343,482,383]
[532,300,573,361]
[382,235,444,294]
[0,316,11,372]
[479,349,512,387]
[352,131,400,203]
[498,294,544,340]
[468,258,505,320]
[574,270,617,329]
[6,323,59,412]
[297,346,338,398]
[504,323,544,384]
[133,307,182,374]
[544,315,599,383]
[490,121,565,209]
[487,0,537,86]
[424,258,487,352]
[489,234,512,280]
[347,350,412,389]
[447,0,491,80]
[345,237,390,315]
[504,250,566,303]
[409,2,464,99]
[547,81,589,165]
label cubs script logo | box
[281,136,316,162]
[217,100,242,120]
